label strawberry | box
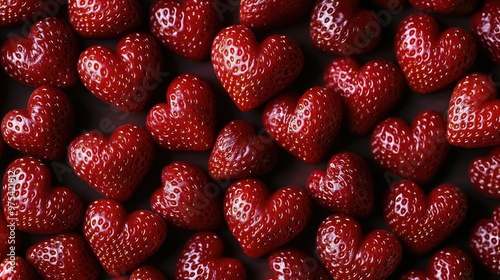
[306,151,374,217]
[472,0,500,65]
[0,0,47,26]
[309,0,382,56]
[83,198,167,277]
[395,13,476,94]
[26,233,101,280]
[1,86,74,161]
[149,0,222,61]
[469,205,500,275]
[150,161,224,231]
[370,110,449,184]
[224,178,312,258]
[469,146,500,198]
[0,256,38,280]
[323,57,404,135]
[316,214,402,280]
[447,73,500,148]
[146,73,216,151]
[0,17,78,88]
[211,24,304,112]
[175,231,247,279]
[68,0,141,38]
[68,124,155,202]
[409,0,478,15]
[400,247,474,280]
[239,0,313,29]
[115,266,167,280]
[262,87,343,164]
[384,180,468,255]
[2,156,83,234]
[77,32,163,112]
[208,120,278,180]
[267,248,330,280]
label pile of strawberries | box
[0,0,499,279]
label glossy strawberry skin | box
[116,266,167,280]
[409,0,477,14]
[469,205,500,275]
[239,0,313,29]
[211,24,304,112]
[0,256,38,280]
[267,248,330,280]
[472,0,500,65]
[469,146,500,198]
[395,13,476,94]
[0,0,47,26]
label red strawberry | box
[150,161,224,231]
[470,205,500,275]
[306,151,374,217]
[323,57,404,135]
[77,32,163,112]
[469,146,500,198]
[149,0,221,61]
[224,178,312,258]
[316,214,402,280]
[146,73,216,151]
[472,0,500,65]
[400,247,474,280]
[68,0,141,38]
[262,87,343,164]
[0,0,47,26]
[2,156,83,234]
[239,0,313,29]
[384,180,468,255]
[1,86,74,160]
[211,24,303,111]
[115,265,167,280]
[208,120,278,180]
[395,13,476,94]
[26,233,101,280]
[370,110,449,184]
[83,199,167,277]
[175,231,247,279]
[68,124,154,202]
[309,0,382,56]
[0,256,38,280]
[409,0,478,14]
[447,73,500,148]
[0,17,78,88]
[267,248,330,280]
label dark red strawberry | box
[176,231,247,279]
[239,0,313,29]
[0,0,48,26]
[447,73,500,148]
[26,233,101,280]
[149,0,221,60]
[262,87,343,164]
[370,110,449,184]
[68,0,141,38]
[469,146,500,198]
[2,156,83,234]
[470,205,500,275]
[83,199,167,277]
[384,180,468,255]
[2,86,74,160]
[224,178,312,258]
[307,151,374,217]
[267,248,330,280]
[77,32,163,112]
[472,0,500,65]
[0,256,38,280]
[323,57,404,135]
[211,24,303,111]
[115,265,167,280]
[316,214,402,280]
[146,73,216,151]
[68,124,154,202]
[409,0,478,14]
[0,17,78,88]
[208,120,278,180]
[309,0,382,56]
[395,13,476,94]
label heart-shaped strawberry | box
[146,73,216,151]
[224,178,312,258]
[239,0,313,29]
[0,256,37,280]
[151,161,224,231]
[262,87,343,164]
[470,205,500,275]
[150,0,221,60]
[2,86,74,161]
[0,0,46,26]
[267,248,330,280]
[371,110,449,184]
[83,199,167,277]
[309,0,382,56]
[316,214,402,279]
[469,146,500,198]
[0,17,78,88]
[447,73,500,148]
[68,124,155,202]
[2,156,83,234]
[324,57,404,135]
[77,32,163,112]
[472,0,500,65]
[211,24,303,112]
[384,180,468,255]
[307,151,374,217]
[395,13,476,94]
[409,0,477,14]
[175,231,247,279]
[208,120,278,180]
